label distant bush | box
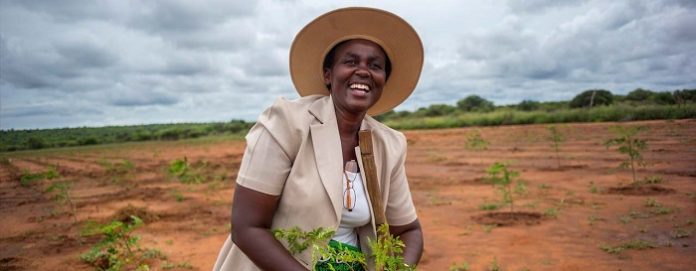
[650,92,675,105]
[25,137,46,149]
[457,95,494,112]
[570,89,614,108]
[517,100,540,111]
[626,88,654,102]
[414,104,457,117]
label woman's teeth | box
[350,83,370,91]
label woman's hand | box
[231,185,309,270]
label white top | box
[332,170,371,246]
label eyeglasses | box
[343,161,358,212]
[343,171,356,211]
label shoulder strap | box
[358,130,386,226]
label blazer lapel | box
[309,96,343,224]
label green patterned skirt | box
[314,240,366,271]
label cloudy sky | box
[1,0,694,129]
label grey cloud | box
[110,95,179,107]
[55,40,117,69]
[506,0,586,14]
[2,0,694,129]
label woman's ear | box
[323,68,332,90]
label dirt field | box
[1,120,695,271]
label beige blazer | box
[213,95,417,271]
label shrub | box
[626,88,654,102]
[457,95,494,112]
[605,126,647,184]
[81,216,166,270]
[517,100,540,111]
[570,89,613,108]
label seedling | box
[449,261,470,271]
[273,224,414,270]
[45,181,78,224]
[479,202,500,211]
[369,224,415,271]
[100,159,135,183]
[488,257,500,271]
[486,162,521,213]
[547,125,564,168]
[465,130,488,151]
[544,207,559,218]
[168,157,205,184]
[605,126,647,184]
[589,181,603,194]
[81,215,166,270]
[482,224,497,233]
[644,198,674,215]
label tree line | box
[376,88,696,120]
[2,88,695,152]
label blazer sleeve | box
[235,98,301,196]
[385,133,418,226]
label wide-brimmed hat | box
[289,7,424,116]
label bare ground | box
[1,120,695,270]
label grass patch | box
[600,239,656,254]
[19,166,61,186]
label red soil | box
[1,120,694,270]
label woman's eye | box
[370,63,383,69]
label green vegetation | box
[485,162,522,213]
[273,224,414,270]
[45,181,78,224]
[1,120,252,152]
[547,125,564,168]
[449,261,470,271]
[382,103,696,130]
[644,198,674,215]
[600,239,656,255]
[20,166,61,186]
[604,126,647,183]
[81,216,166,270]
[570,89,614,108]
[100,159,135,183]
[377,88,696,129]
[370,224,415,271]
[167,157,214,184]
[3,89,695,152]
[465,130,489,151]
[488,257,500,271]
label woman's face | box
[324,39,388,115]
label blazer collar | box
[308,96,343,223]
[307,95,377,224]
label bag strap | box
[358,130,386,226]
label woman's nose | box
[354,64,370,77]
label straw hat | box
[289,7,424,116]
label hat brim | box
[289,7,424,116]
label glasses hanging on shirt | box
[343,160,358,211]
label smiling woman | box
[212,7,424,271]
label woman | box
[213,7,424,271]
